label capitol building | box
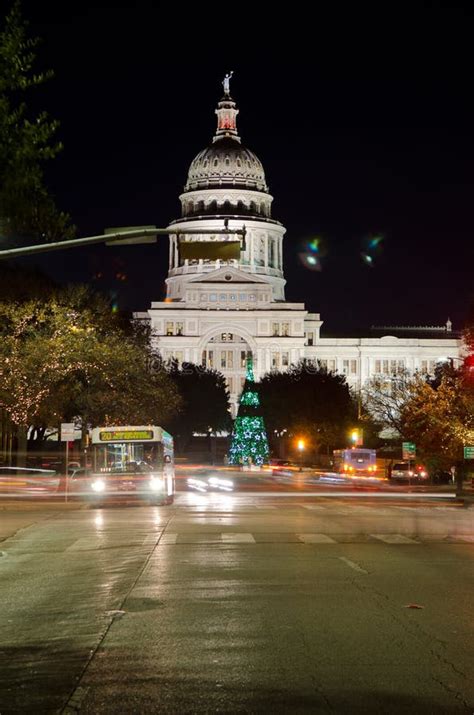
[139,82,463,416]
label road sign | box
[61,423,75,441]
[402,442,416,460]
[464,446,474,460]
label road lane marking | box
[297,533,337,543]
[371,533,419,544]
[338,556,369,574]
[66,537,104,551]
[221,533,256,543]
[160,532,178,544]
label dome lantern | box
[184,89,269,194]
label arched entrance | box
[200,331,253,418]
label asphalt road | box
[0,494,473,714]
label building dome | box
[185,136,268,193]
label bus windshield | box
[94,442,164,474]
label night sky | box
[11,1,474,333]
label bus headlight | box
[91,479,105,492]
[149,477,163,491]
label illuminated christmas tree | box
[229,356,269,466]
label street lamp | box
[297,438,305,471]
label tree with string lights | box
[229,356,269,466]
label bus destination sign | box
[99,430,154,442]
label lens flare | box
[298,235,327,271]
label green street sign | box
[402,442,416,460]
[464,446,474,460]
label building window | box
[307,332,314,346]
[375,359,381,374]
[328,359,336,372]
[201,351,206,367]
[249,294,256,301]
[240,350,247,368]
[271,352,280,369]
[239,293,246,301]
[221,351,227,368]
[221,333,233,342]
[176,322,183,336]
[350,360,357,375]
[390,359,397,375]
[229,294,237,301]
[209,294,217,302]
[166,322,173,336]
[343,360,349,374]
[173,351,183,364]
[281,322,289,336]
[227,351,234,368]
[282,352,289,367]
[272,322,279,336]
[227,377,234,393]
[398,360,405,373]
[318,359,328,370]
[240,376,245,389]
[219,294,227,301]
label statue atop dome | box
[222,71,233,96]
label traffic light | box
[350,429,363,446]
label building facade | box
[143,85,463,416]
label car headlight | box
[91,479,105,492]
[149,477,163,491]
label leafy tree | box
[0,287,180,461]
[400,368,474,474]
[0,1,75,241]
[259,361,358,457]
[165,362,231,452]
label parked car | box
[432,469,453,485]
[389,462,428,482]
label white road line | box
[338,556,369,574]
[298,533,337,543]
[371,534,419,544]
[160,533,178,544]
[66,537,104,551]
[221,533,256,543]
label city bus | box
[332,448,378,477]
[87,426,175,505]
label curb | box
[0,500,87,511]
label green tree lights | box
[229,357,269,466]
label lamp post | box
[297,439,305,471]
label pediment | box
[187,267,268,285]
